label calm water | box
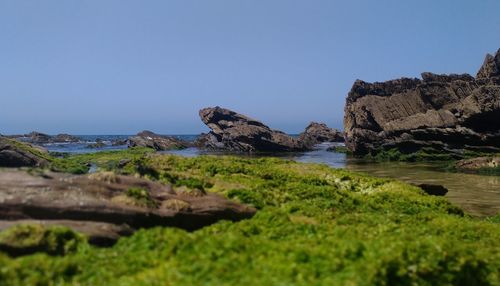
[41,136,499,217]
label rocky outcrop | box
[0,137,49,167]
[128,131,188,151]
[344,49,500,155]
[455,156,500,170]
[9,132,80,144]
[0,170,256,245]
[298,122,344,148]
[199,106,306,152]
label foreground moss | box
[0,152,499,285]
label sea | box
[33,135,500,217]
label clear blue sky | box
[1,0,499,135]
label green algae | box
[0,151,499,285]
[0,224,85,257]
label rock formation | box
[21,132,80,144]
[344,49,500,155]
[0,137,49,167]
[128,130,188,151]
[199,106,306,152]
[0,170,256,245]
[455,156,500,171]
[298,122,344,148]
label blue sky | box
[1,0,499,135]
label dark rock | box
[199,106,307,152]
[344,49,500,155]
[52,134,80,143]
[128,131,188,151]
[0,170,256,246]
[298,122,344,148]
[27,131,52,144]
[111,139,127,146]
[415,184,448,196]
[0,137,49,167]
[86,139,106,149]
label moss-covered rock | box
[0,152,498,285]
[0,224,85,257]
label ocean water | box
[37,135,499,217]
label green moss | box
[49,147,154,174]
[125,187,158,208]
[0,152,499,285]
[0,224,85,257]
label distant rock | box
[11,132,80,144]
[0,170,256,246]
[128,130,188,151]
[199,106,307,152]
[344,49,500,155]
[52,134,80,143]
[27,132,52,144]
[298,122,344,148]
[0,137,49,168]
[86,139,106,149]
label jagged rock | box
[27,131,52,144]
[128,131,188,151]
[199,106,306,152]
[0,170,256,246]
[455,156,500,170]
[0,137,49,167]
[298,122,344,148]
[344,49,500,155]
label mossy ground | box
[0,150,499,285]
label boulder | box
[344,49,500,155]
[415,184,448,196]
[298,122,344,148]
[199,106,306,152]
[0,170,256,246]
[455,156,500,170]
[0,137,49,167]
[128,131,188,151]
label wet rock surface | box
[128,130,189,151]
[298,122,344,148]
[0,170,256,245]
[0,137,49,167]
[344,49,500,155]
[199,106,306,152]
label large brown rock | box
[0,137,49,167]
[0,170,256,245]
[298,122,344,148]
[128,130,189,151]
[344,49,500,155]
[199,107,306,152]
